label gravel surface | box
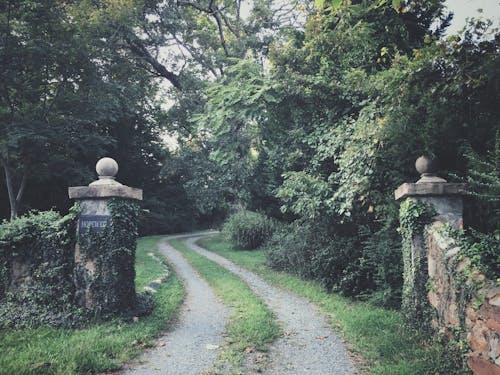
[185,236,357,375]
[122,233,230,375]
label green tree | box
[0,1,108,218]
[0,1,168,221]
[206,0,499,304]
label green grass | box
[198,235,460,375]
[169,238,281,374]
[135,235,171,289]
[0,236,184,375]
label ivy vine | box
[0,206,80,328]
[445,225,494,342]
[76,198,141,317]
[399,198,436,330]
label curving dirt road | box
[123,232,357,374]
[122,233,230,375]
[185,235,357,375]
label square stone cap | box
[68,185,143,200]
[395,182,467,201]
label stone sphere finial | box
[96,157,119,178]
[415,155,446,183]
[415,155,436,175]
[89,157,122,186]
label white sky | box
[445,0,500,34]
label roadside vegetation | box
[0,236,183,375]
[1,1,498,373]
[199,235,465,375]
[169,238,281,374]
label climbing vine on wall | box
[399,198,436,330]
[76,198,140,317]
[446,225,497,332]
[0,199,148,327]
[0,206,80,328]
[453,228,500,283]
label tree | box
[0,1,167,220]
[0,1,110,218]
[191,0,500,304]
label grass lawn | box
[198,235,464,375]
[0,236,184,375]
[169,238,281,374]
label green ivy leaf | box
[392,0,402,11]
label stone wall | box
[426,223,500,375]
[9,258,32,291]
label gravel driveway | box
[185,235,357,375]
[123,232,357,375]
[122,233,230,375]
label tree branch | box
[172,33,220,78]
[212,11,229,56]
[178,0,231,56]
[177,1,209,13]
[125,35,183,90]
[218,8,239,37]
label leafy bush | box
[0,209,84,328]
[266,222,362,293]
[358,225,403,308]
[222,210,277,250]
[266,220,403,307]
[266,223,320,280]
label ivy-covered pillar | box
[68,157,142,316]
[395,156,466,328]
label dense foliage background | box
[1,0,498,307]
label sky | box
[445,0,500,34]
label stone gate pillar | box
[69,157,142,315]
[396,158,500,374]
[395,156,467,225]
[395,156,466,325]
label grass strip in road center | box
[198,235,462,375]
[169,238,281,374]
[0,236,184,375]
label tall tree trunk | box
[16,170,26,211]
[0,157,26,220]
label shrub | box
[0,209,84,328]
[266,220,403,306]
[266,223,319,279]
[357,224,403,308]
[222,210,277,250]
[266,221,361,293]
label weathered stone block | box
[10,259,31,289]
[68,185,143,200]
[470,323,490,352]
[487,319,500,333]
[467,307,479,321]
[489,336,500,360]
[395,182,467,201]
[467,355,500,375]
[491,296,500,307]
